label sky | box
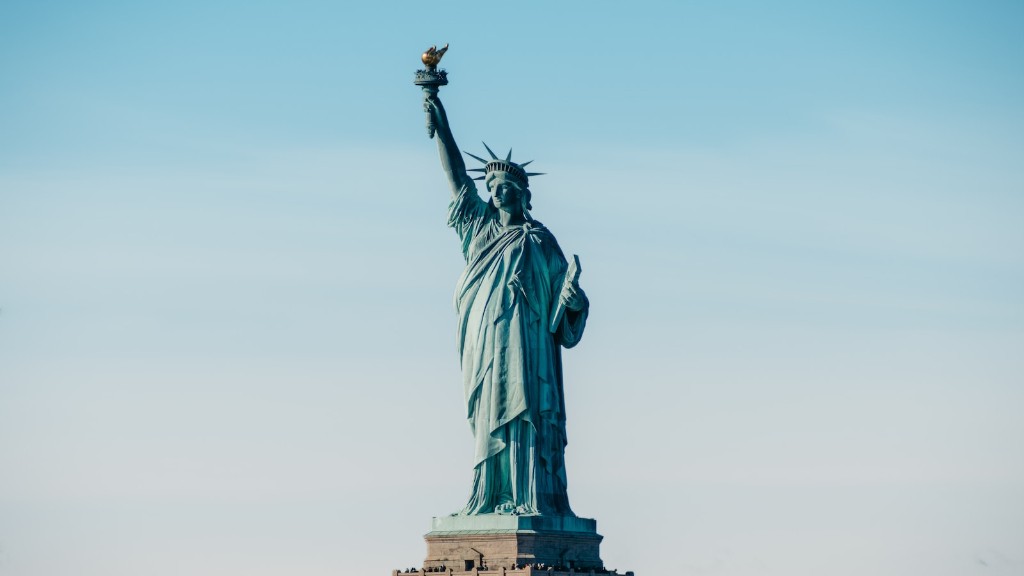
[1,1,1022,575]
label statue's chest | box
[471,222,547,258]
[468,225,553,284]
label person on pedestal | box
[424,94,589,516]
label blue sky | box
[2,1,1023,575]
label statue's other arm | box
[424,95,471,197]
[557,278,589,349]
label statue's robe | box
[448,182,587,516]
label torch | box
[414,44,449,139]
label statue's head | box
[486,171,532,213]
[465,143,543,214]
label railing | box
[393,568,634,576]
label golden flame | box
[421,43,449,68]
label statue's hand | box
[423,96,437,138]
[560,283,588,312]
[423,95,448,138]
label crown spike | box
[467,168,486,173]
[464,151,489,165]
[472,176,487,181]
[482,142,499,160]
[506,148,513,162]
[519,160,533,168]
[525,172,545,177]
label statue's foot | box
[494,502,515,515]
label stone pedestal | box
[422,515,603,572]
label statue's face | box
[488,172,524,214]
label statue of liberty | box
[419,48,590,517]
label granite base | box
[421,515,604,572]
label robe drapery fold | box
[447,182,587,516]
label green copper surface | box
[417,52,590,517]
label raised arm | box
[424,93,471,196]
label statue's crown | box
[465,142,544,187]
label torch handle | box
[422,86,439,139]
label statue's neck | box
[499,209,527,227]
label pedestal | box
[423,515,603,572]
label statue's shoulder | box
[524,220,553,237]
[523,220,566,255]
